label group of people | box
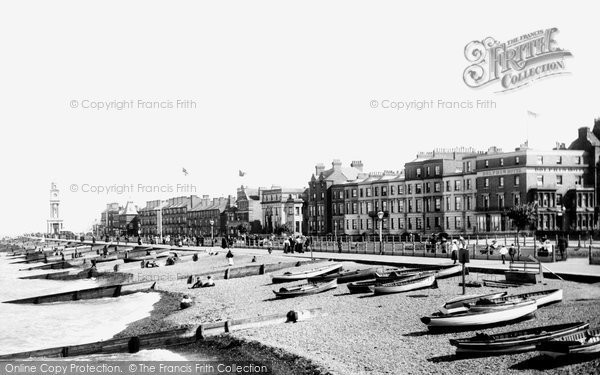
[283,235,312,253]
[190,275,215,289]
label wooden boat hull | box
[443,292,508,311]
[538,328,600,358]
[271,263,342,283]
[347,271,434,294]
[3,281,156,304]
[373,274,436,295]
[273,279,337,299]
[421,300,537,329]
[347,279,376,294]
[450,322,589,356]
[435,264,462,278]
[308,268,377,284]
[470,289,563,309]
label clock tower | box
[47,182,64,235]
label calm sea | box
[0,253,196,360]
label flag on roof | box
[239,170,246,177]
[182,167,188,176]
[527,110,539,118]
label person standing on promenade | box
[499,245,508,264]
[508,244,516,263]
[337,237,343,253]
[226,249,234,266]
[450,240,459,264]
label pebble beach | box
[110,249,600,375]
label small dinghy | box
[468,289,563,309]
[373,274,437,295]
[273,279,337,299]
[440,292,508,315]
[271,263,342,283]
[450,322,589,356]
[308,267,377,284]
[421,299,537,330]
[538,328,600,358]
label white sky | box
[0,1,598,235]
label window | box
[352,189,357,197]
[514,176,520,186]
[499,177,504,187]
[537,156,543,164]
[556,175,563,185]
[366,188,372,197]
[434,198,441,211]
[426,217,430,229]
[352,219,357,230]
[466,179,471,190]
[434,217,440,228]
[557,156,562,165]
[425,183,431,193]
[416,218,423,229]
[398,200,405,213]
[455,217,462,229]
[408,200,413,213]
[434,182,441,192]
[435,165,441,175]
[513,193,521,206]
[426,166,431,176]
[415,184,422,194]
[382,186,387,196]
[536,175,544,186]
[482,195,489,209]
[398,185,404,195]
[454,180,461,191]
[416,168,422,178]
[446,196,451,210]
[390,186,395,196]
[416,199,423,213]
[556,194,563,206]
[500,158,504,166]
[407,185,412,194]
[446,181,451,191]
[352,203,357,214]
[485,160,489,168]
[398,218,404,229]
[516,156,520,164]
[360,188,364,197]
[374,187,379,196]
[498,194,505,208]
[466,162,472,172]
[576,156,582,165]
[576,176,582,185]
[455,196,462,210]
[484,178,489,188]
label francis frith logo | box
[463,28,572,92]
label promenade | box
[40,238,600,282]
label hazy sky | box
[1,1,598,235]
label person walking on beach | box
[226,249,234,266]
[450,240,459,264]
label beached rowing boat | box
[468,289,563,309]
[435,264,462,278]
[346,270,434,294]
[449,322,589,356]
[373,274,437,295]
[440,292,508,315]
[538,328,600,358]
[271,263,342,283]
[273,279,337,299]
[307,268,378,284]
[421,299,537,330]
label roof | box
[122,201,138,216]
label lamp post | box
[209,219,214,247]
[378,211,384,255]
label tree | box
[236,224,248,235]
[505,203,538,257]
[274,224,291,236]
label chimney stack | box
[332,159,342,171]
[315,163,325,176]
[351,160,364,172]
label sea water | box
[0,254,163,356]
